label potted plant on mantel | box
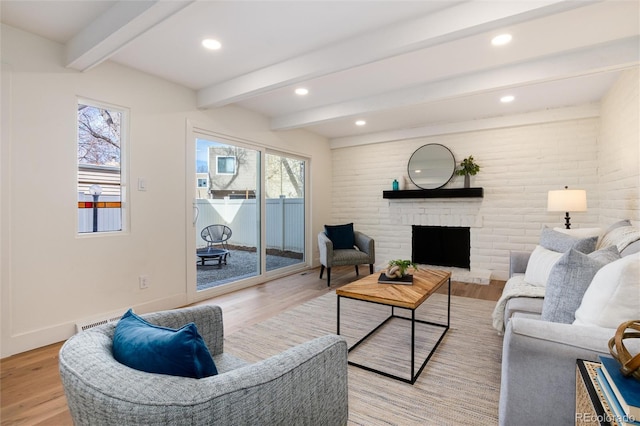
[455,155,481,188]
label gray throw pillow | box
[541,246,621,324]
[622,239,640,256]
[604,219,632,234]
[539,227,597,254]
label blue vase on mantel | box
[392,179,399,191]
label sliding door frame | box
[185,121,311,304]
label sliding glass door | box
[265,153,305,272]
[188,129,309,300]
[193,137,261,291]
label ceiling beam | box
[196,0,598,109]
[271,37,639,130]
[328,104,601,149]
[65,0,193,72]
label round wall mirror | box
[407,144,455,189]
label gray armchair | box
[318,230,375,286]
[59,305,348,425]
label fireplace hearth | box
[412,225,470,269]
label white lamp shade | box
[547,189,587,212]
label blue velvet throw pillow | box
[112,309,217,379]
[325,223,355,249]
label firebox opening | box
[412,225,470,269]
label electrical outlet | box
[139,275,149,289]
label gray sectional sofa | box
[496,223,640,426]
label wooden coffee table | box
[336,268,451,384]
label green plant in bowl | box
[385,259,418,279]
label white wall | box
[0,24,333,357]
[331,68,639,282]
[598,68,640,225]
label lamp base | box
[564,212,571,229]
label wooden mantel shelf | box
[383,188,484,199]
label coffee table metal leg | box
[336,295,340,335]
[338,280,451,384]
[411,308,415,382]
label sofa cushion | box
[113,309,218,379]
[504,295,544,324]
[597,224,640,253]
[573,252,640,329]
[603,219,632,234]
[539,227,597,254]
[324,223,355,250]
[553,227,602,239]
[541,246,621,324]
[622,239,640,256]
[524,245,564,286]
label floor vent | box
[75,313,123,333]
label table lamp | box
[547,186,587,229]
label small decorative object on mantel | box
[455,155,481,188]
[609,319,640,381]
[392,179,399,191]
[378,259,418,285]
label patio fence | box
[195,197,304,252]
[78,195,304,253]
[78,193,122,233]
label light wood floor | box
[0,266,505,426]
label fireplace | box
[412,225,470,269]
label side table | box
[196,248,229,267]
[576,359,617,426]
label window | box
[216,156,236,175]
[77,100,126,233]
[197,177,208,188]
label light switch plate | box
[138,178,147,191]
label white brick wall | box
[330,68,639,281]
[598,68,640,226]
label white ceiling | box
[2,0,638,145]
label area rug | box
[224,292,503,425]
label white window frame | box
[216,155,236,175]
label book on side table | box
[598,356,640,422]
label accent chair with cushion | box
[59,305,349,425]
[318,223,375,286]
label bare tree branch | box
[77,104,121,166]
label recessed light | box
[491,34,512,46]
[202,38,222,50]
[500,95,515,103]
[295,88,309,96]
[355,120,366,126]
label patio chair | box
[201,224,232,252]
[318,223,375,286]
